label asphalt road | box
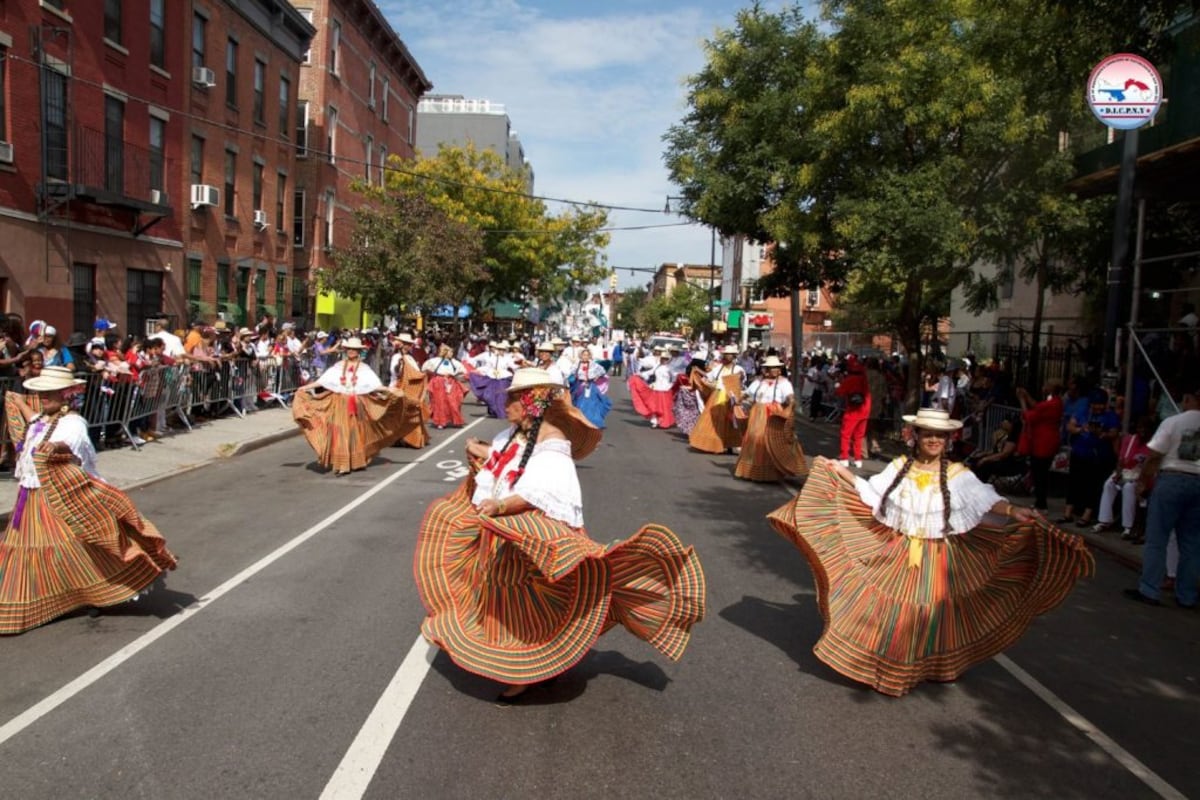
[1,383,1197,800]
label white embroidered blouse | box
[471,426,584,527]
[744,377,795,405]
[16,413,100,489]
[855,457,1004,538]
[316,360,384,395]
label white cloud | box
[378,0,726,278]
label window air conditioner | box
[0,141,12,164]
[253,209,269,229]
[149,189,168,206]
[192,66,216,89]
[190,184,220,209]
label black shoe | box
[1123,588,1161,606]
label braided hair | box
[877,445,955,534]
[509,416,542,488]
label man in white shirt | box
[154,320,186,360]
[1126,388,1200,608]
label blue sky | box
[379,0,808,289]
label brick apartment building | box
[184,0,314,330]
[291,0,431,330]
[0,0,313,338]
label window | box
[43,68,67,180]
[296,100,309,157]
[381,78,389,122]
[298,9,313,64]
[326,106,337,163]
[275,274,286,320]
[330,20,341,75]
[291,277,307,319]
[379,146,387,185]
[187,258,203,317]
[278,75,290,137]
[104,95,125,193]
[252,162,263,212]
[364,136,373,183]
[225,38,238,107]
[323,191,334,250]
[0,49,7,143]
[126,269,163,337]
[148,116,165,192]
[235,267,249,324]
[407,104,415,144]
[192,12,206,69]
[216,259,230,312]
[292,190,305,247]
[190,135,203,185]
[805,288,819,308]
[999,268,1015,301]
[149,0,165,68]
[44,0,66,8]
[276,172,287,231]
[253,60,265,123]
[72,264,96,339]
[105,0,122,45]
[223,149,236,216]
[368,62,376,108]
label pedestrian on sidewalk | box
[768,408,1092,697]
[414,368,706,703]
[0,366,177,633]
[1125,387,1200,609]
[1016,381,1064,511]
[1094,416,1154,538]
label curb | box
[222,427,302,458]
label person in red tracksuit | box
[836,354,871,468]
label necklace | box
[340,360,358,390]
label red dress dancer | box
[422,345,469,429]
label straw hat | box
[506,368,602,460]
[721,345,739,355]
[761,355,784,369]
[536,342,555,353]
[342,336,367,350]
[492,340,510,350]
[23,365,85,392]
[396,332,416,344]
[901,408,963,432]
[550,337,565,347]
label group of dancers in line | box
[0,334,1093,706]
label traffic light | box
[609,272,618,289]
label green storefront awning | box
[490,301,524,319]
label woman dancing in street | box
[734,355,807,482]
[0,366,176,633]
[292,337,410,475]
[415,368,706,702]
[568,348,612,428]
[768,408,1092,696]
[689,345,745,453]
[422,343,469,429]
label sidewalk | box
[793,415,1146,571]
[0,408,301,524]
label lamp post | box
[665,195,720,342]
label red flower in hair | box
[518,386,554,419]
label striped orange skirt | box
[292,389,410,473]
[734,402,808,481]
[393,374,431,448]
[0,450,176,634]
[767,457,1093,696]
[415,479,707,685]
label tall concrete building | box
[415,95,534,189]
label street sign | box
[712,300,731,307]
[1087,54,1162,131]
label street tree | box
[383,143,611,314]
[637,284,711,335]
[324,190,486,318]
[614,286,649,331]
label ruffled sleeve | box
[516,439,584,526]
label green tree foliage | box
[636,284,711,335]
[383,144,611,311]
[614,286,649,330]
[324,191,486,317]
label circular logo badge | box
[1087,53,1163,130]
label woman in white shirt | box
[768,408,1092,696]
[0,366,176,633]
[415,369,706,703]
[466,341,512,418]
[690,345,745,453]
[421,343,468,429]
[734,355,807,481]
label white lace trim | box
[857,461,1004,538]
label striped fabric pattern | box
[415,478,706,685]
[767,457,1093,696]
[0,450,176,634]
[689,374,744,453]
[735,402,808,481]
[292,389,410,472]
[393,373,431,448]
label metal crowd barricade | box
[258,354,311,408]
[976,403,1022,454]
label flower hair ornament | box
[519,386,555,419]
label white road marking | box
[771,481,1187,799]
[994,655,1186,800]
[319,635,435,800]
[0,419,486,749]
